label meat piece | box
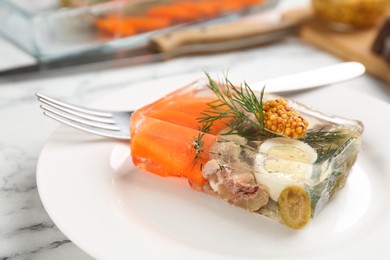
[239,146,258,166]
[210,140,241,163]
[202,160,269,211]
[202,160,224,191]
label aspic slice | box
[129,77,363,229]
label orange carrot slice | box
[125,17,171,32]
[221,0,246,11]
[131,117,217,186]
[130,93,230,186]
[242,0,264,5]
[147,5,200,22]
[95,16,136,36]
[171,2,211,18]
[161,99,215,118]
[147,109,201,130]
[195,2,222,17]
[150,98,230,134]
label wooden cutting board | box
[299,17,390,84]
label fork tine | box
[36,93,112,117]
[43,111,129,139]
[41,105,120,131]
[38,98,116,124]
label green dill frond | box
[201,73,266,136]
[191,73,269,162]
[300,128,349,146]
[315,146,338,163]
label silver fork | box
[36,93,132,140]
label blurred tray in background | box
[0,0,278,62]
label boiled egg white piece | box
[253,137,317,201]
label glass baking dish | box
[0,0,278,61]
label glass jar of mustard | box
[312,0,390,28]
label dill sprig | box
[191,74,351,165]
[315,146,338,163]
[192,122,212,162]
[301,128,351,163]
[191,74,269,162]
[300,128,349,146]
[198,73,266,135]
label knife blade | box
[250,61,366,93]
[0,6,313,76]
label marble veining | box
[0,32,389,259]
[0,239,71,260]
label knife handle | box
[151,6,313,53]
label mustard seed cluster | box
[262,99,308,138]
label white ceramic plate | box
[37,76,390,260]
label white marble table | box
[1,4,390,259]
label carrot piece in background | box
[125,17,171,32]
[220,0,246,11]
[95,16,136,36]
[95,0,266,36]
[195,2,222,17]
[171,2,208,18]
[241,0,264,5]
[147,5,200,22]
